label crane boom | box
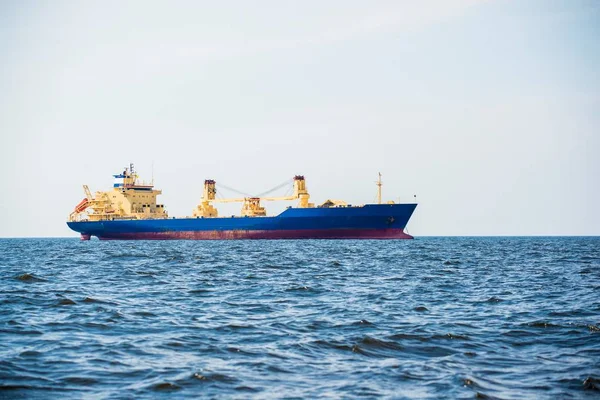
[83,185,92,200]
[211,198,246,203]
[260,195,297,202]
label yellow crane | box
[83,185,93,200]
[192,176,313,218]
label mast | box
[377,172,382,204]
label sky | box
[1,0,599,237]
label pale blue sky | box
[1,0,598,237]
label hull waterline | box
[92,228,413,240]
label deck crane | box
[192,176,313,217]
[83,185,93,200]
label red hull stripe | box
[95,229,413,240]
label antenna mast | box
[377,172,382,204]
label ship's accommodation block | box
[70,169,167,222]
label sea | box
[0,237,599,399]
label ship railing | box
[393,195,418,204]
[69,212,90,222]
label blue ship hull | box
[67,204,417,240]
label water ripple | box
[0,237,599,398]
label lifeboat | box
[74,198,89,213]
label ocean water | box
[0,237,599,399]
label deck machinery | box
[192,175,312,218]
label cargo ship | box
[67,165,417,240]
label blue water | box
[0,237,599,399]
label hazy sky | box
[1,0,598,237]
